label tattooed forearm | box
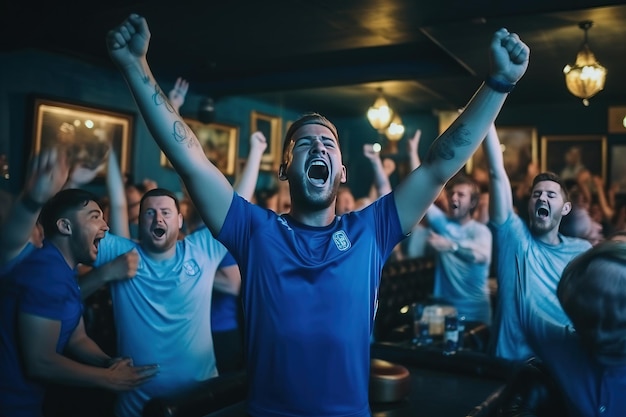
[152,85,175,113]
[172,120,190,144]
[172,120,199,150]
[426,124,471,162]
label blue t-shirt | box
[0,242,36,279]
[522,303,626,417]
[218,192,405,417]
[490,213,591,361]
[95,229,227,417]
[0,241,82,417]
[211,251,240,332]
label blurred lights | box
[367,92,393,131]
[385,114,405,141]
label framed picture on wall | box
[160,118,239,176]
[466,126,538,186]
[540,135,607,183]
[251,110,281,171]
[33,98,133,178]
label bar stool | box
[369,359,411,403]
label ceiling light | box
[367,89,393,132]
[563,20,606,106]
[385,114,405,141]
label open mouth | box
[307,160,329,185]
[536,207,549,218]
[153,228,166,238]
[93,237,102,252]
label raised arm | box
[482,123,514,225]
[107,14,233,236]
[106,146,131,238]
[233,131,267,201]
[168,77,189,114]
[407,129,422,172]
[0,148,69,265]
[363,144,393,198]
[393,28,529,234]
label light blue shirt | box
[427,205,492,324]
[490,213,591,361]
[96,229,227,417]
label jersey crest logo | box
[277,216,292,231]
[182,260,201,276]
[332,230,351,251]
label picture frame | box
[33,98,133,178]
[610,145,626,193]
[466,126,538,186]
[540,135,607,183]
[608,106,626,134]
[251,110,281,171]
[160,118,239,176]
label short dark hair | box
[140,188,180,213]
[281,112,339,166]
[39,189,99,238]
[531,172,569,201]
[557,240,626,365]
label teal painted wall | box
[0,49,303,196]
[2,49,625,200]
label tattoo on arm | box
[172,121,198,148]
[152,85,175,113]
[426,124,471,162]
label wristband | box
[20,194,44,213]
[485,76,515,93]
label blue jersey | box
[522,305,626,417]
[0,242,36,279]
[0,241,82,417]
[218,192,405,417]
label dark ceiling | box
[2,0,626,118]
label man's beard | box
[529,216,558,235]
[289,173,342,211]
